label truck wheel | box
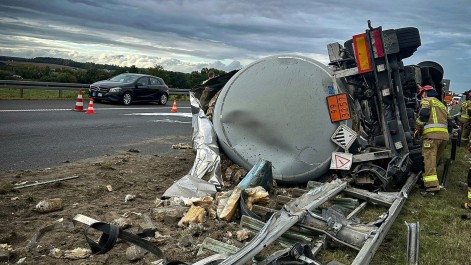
[418,61,444,99]
[395,27,421,59]
[123,92,132,105]
[344,39,354,58]
[418,61,444,83]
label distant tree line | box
[0,56,229,89]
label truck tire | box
[344,39,354,58]
[418,61,444,99]
[418,61,444,83]
[395,27,421,59]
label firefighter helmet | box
[417,85,434,98]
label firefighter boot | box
[423,175,440,192]
[462,177,471,209]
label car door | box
[149,77,164,100]
[135,77,150,100]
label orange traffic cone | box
[73,89,85,112]
[170,100,178,113]
[86,98,96,114]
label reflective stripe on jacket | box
[416,97,449,139]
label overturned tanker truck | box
[187,22,449,264]
[209,24,446,188]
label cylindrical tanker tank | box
[212,55,346,184]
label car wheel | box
[123,92,132,105]
[158,93,168,105]
[94,99,102,103]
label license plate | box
[98,93,102,97]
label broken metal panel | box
[189,93,223,186]
[193,254,228,265]
[346,202,368,220]
[212,55,349,184]
[240,215,313,247]
[161,94,223,199]
[219,180,347,265]
[161,175,217,198]
[406,222,420,265]
[237,159,273,191]
[351,172,419,265]
[343,187,395,207]
[197,238,240,256]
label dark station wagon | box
[89,73,169,105]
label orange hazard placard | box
[327,93,351,123]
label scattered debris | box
[34,198,63,213]
[216,187,242,221]
[152,206,188,223]
[126,245,147,261]
[236,228,250,241]
[63,247,92,259]
[244,186,269,209]
[178,205,206,227]
[27,218,74,249]
[49,248,63,259]
[111,217,131,229]
[106,185,113,191]
[11,197,19,201]
[14,176,79,189]
[16,257,26,264]
[125,194,136,202]
[128,149,140,153]
[0,244,13,262]
[172,143,192,149]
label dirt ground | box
[0,145,253,265]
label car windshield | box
[109,74,139,83]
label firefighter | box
[460,91,471,144]
[415,85,450,192]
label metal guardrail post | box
[405,222,420,265]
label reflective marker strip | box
[371,29,384,58]
[423,175,438,183]
[353,33,373,73]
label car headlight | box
[109,87,122,92]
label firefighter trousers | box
[461,118,471,142]
[422,138,448,189]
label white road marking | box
[0,107,191,112]
[151,119,191,124]
[125,113,192,118]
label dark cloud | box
[0,0,469,90]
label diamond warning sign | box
[331,125,358,150]
[330,152,353,170]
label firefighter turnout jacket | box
[416,97,449,140]
[416,96,449,191]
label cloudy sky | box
[0,0,470,91]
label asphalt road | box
[0,99,193,172]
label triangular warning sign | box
[335,154,351,168]
[330,152,353,170]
